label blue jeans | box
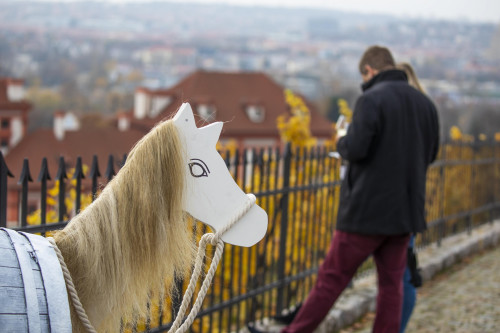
[400,236,416,333]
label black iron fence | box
[1,141,499,332]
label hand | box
[336,128,347,138]
[335,128,346,144]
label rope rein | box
[48,193,256,333]
[168,193,256,333]
[47,237,98,333]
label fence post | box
[73,157,85,214]
[467,142,475,234]
[56,156,68,222]
[19,158,33,227]
[90,155,101,201]
[276,143,292,313]
[105,155,116,182]
[38,158,51,228]
[437,142,447,247]
[0,152,14,228]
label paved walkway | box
[340,243,500,333]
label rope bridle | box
[48,193,256,333]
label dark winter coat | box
[336,69,440,235]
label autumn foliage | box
[277,89,317,148]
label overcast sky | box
[28,0,500,23]
[139,0,500,23]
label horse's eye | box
[188,159,210,178]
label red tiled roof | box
[4,127,145,182]
[0,101,32,112]
[132,70,332,138]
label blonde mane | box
[53,120,195,332]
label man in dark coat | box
[280,46,440,332]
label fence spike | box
[120,154,127,168]
[105,155,116,181]
[242,148,249,189]
[250,147,256,164]
[274,146,281,184]
[18,158,33,184]
[73,157,84,213]
[38,158,51,227]
[90,155,100,201]
[310,146,316,160]
[55,156,67,221]
[234,148,240,180]
[242,148,248,165]
[224,150,231,169]
[257,148,264,167]
[257,148,265,183]
[72,156,85,180]
[320,145,327,159]
[37,157,51,182]
[0,151,14,178]
[19,159,32,227]
[55,156,67,181]
[90,155,101,179]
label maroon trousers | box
[282,230,410,333]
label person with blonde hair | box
[398,62,425,93]
[396,61,425,333]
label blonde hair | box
[397,62,425,93]
[54,119,195,332]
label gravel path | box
[340,244,500,333]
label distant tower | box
[0,78,32,155]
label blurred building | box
[0,78,32,155]
[126,70,332,148]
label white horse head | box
[173,103,268,247]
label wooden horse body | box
[0,229,71,332]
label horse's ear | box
[173,103,197,131]
[199,122,223,147]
